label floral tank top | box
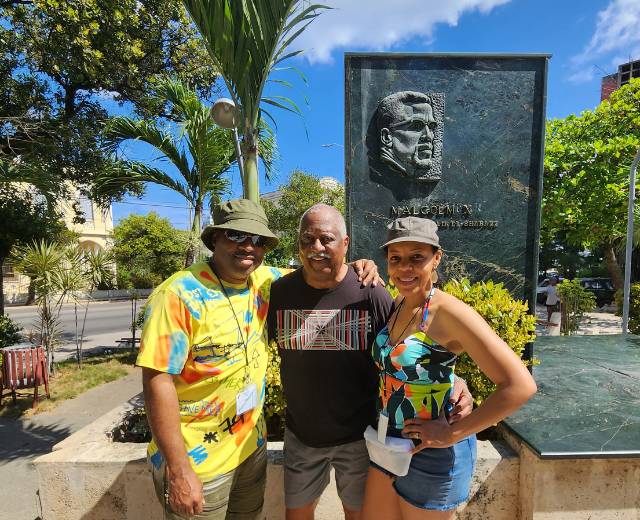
[373,288,457,431]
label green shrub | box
[615,284,640,334]
[135,302,149,332]
[442,279,537,406]
[131,270,160,289]
[0,314,23,349]
[265,340,287,437]
[556,279,596,335]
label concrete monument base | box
[34,396,520,520]
[501,426,640,520]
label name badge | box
[377,411,388,444]
[236,383,258,415]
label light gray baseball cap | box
[380,216,440,250]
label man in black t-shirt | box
[268,205,471,520]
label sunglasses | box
[224,229,268,247]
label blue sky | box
[111,0,640,230]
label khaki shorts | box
[148,442,267,520]
[283,427,370,511]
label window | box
[2,263,18,281]
[78,195,94,221]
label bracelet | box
[453,375,467,385]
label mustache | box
[307,251,331,259]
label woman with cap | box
[361,216,537,520]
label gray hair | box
[299,204,347,238]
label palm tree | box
[98,77,259,266]
[76,249,115,369]
[10,240,84,375]
[182,0,326,202]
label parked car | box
[577,278,615,308]
[536,278,565,304]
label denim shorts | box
[370,435,477,512]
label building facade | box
[3,192,113,296]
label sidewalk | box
[534,303,623,335]
[10,329,137,363]
[53,330,138,361]
[0,370,142,520]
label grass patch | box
[0,349,138,419]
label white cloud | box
[570,0,640,80]
[291,0,512,64]
[568,69,596,83]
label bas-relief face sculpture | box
[377,91,444,182]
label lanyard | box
[381,287,435,411]
[209,260,253,382]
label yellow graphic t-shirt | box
[137,262,286,481]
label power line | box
[113,200,196,210]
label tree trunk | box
[0,261,5,317]
[78,288,94,370]
[602,241,624,291]
[184,245,195,268]
[184,199,202,268]
[26,279,36,305]
[243,129,259,202]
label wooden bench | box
[1,346,50,408]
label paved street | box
[5,300,145,338]
[4,300,147,361]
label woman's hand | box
[449,379,473,424]
[402,412,454,454]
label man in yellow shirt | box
[138,198,285,519]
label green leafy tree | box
[0,185,69,316]
[1,0,218,204]
[183,0,326,201]
[543,78,640,290]
[263,170,344,263]
[112,212,187,288]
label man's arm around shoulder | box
[143,368,205,518]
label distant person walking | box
[545,277,560,322]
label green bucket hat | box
[200,198,279,253]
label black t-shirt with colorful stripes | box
[268,267,394,448]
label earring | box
[431,271,438,284]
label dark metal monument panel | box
[345,54,550,303]
[503,335,640,459]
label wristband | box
[453,375,467,385]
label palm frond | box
[95,161,192,202]
[102,117,191,176]
[183,0,327,126]
[256,118,280,181]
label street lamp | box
[622,146,640,335]
[210,98,245,190]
